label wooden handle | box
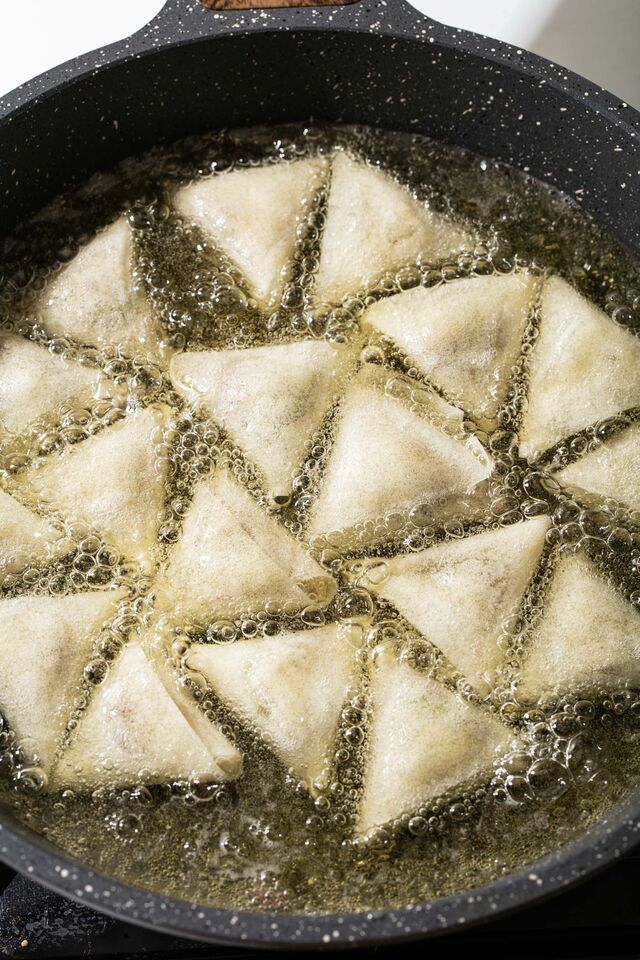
[200,0,359,9]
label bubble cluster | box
[0,122,639,918]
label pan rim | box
[1,780,639,949]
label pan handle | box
[143,0,443,42]
[198,1,359,8]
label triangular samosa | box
[307,373,492,550]
[156,469,336,626]
[358,649,511,835]
[555,421,640,514]
[0,332,105,437]
[174,158,326,308]
[140,627,243,779]
[51,642,241,790]
[0,588,124,772]
[314,154,472,305]
[188,622,362,790]
[518,552,640,702]
[519,277,640,460]
[362,272,536,428]
[0,490,66,578]
[170,339,354,499]
[17,405,171,572]
[38,217,169,364]
[372,516,550,689]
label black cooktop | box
[1,855,639,960]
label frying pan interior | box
[0,0,640,949]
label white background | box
[0,1,639,108]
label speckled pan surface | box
[0,0,640,949]
[0,0,639,249]
[1,785,640,949]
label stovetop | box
[1,855,640,960]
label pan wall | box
[0,31,638,252]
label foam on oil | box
[0,124,639,914]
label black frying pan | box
[0,0,639,949]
